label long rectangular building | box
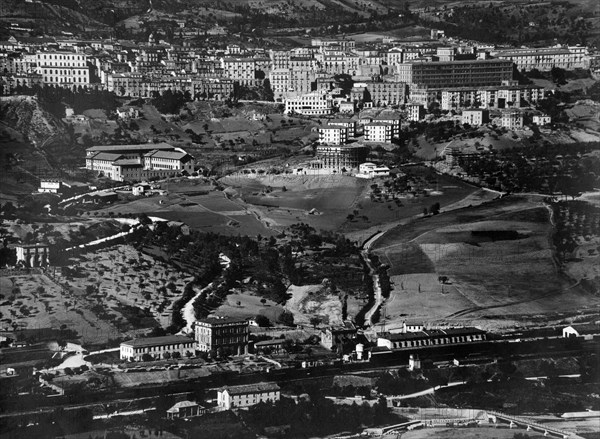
[396,59,513,88]
[85,143,194,181]
[120,335,196,361]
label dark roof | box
[196,317,248,326]
[86,142,174,153]
[254,338,286,347]
[219,382,280,395]
[121,335,194,348]
[382,327,485,341]
[89,152,124,162]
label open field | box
[96,187,275,237]
[211,292,286,323]
[401,426,546,439]
[221,168,481,234]
[371,196,600,331]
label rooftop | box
[120,335,194,348]
[219,382,280,395]
[196,317,249,326]
[86,142,175,153]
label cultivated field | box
[371,196,600,331]
[1,244,193,345]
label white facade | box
[217,383,280,410]
[36,51,90,88]
[318,126,348,145]
[533,114,551,125]
[461,109,489,126]
[364,123,392,143]
[501,111,524,129]
[120,335,196,361]
[407,104,424,121]
[284,92,333,115]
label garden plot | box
[48,244,194,341]
[0,273,123,345]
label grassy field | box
[221,168,480,235]
[371,196,600,331]
[96,186,275,237]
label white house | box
[166,401,206,419]
[357,162,390,179]
[461,109,489,126]
[217,383,280,410]
[533,114,551,125]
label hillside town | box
[1,1,600,438]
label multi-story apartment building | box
[217,383,280,410]
[501,110,524,129]
[329,118,357,138]
[318,52,360,75]
[120,335,196,361]
[270,50,290,69]
[221,57,256,85]
[374,113,402,137]
[406,104,425,121]
[396,59,513,88]
[364,80,407,107]
[315,145,368,170]
[35,51,90,88]
[461,109,489,126]
[311,37,356,51]
[269,68,290,101]
[318,125,348,145]
[439,84,545,110]
[284,92,334,115]
[495,45,589,71]
[364,122,393,143]
[194,317,249,355]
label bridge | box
[486,410,576,438]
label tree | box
[163,351,171,360]
[141,353,153,362]
[310,316,321,328]
[278,311,295,327]
[254,314,271,327]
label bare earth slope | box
[371,195,600,331]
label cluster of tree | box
[151,89,191,114]
[458,142,600,195]
[11,84,121,118]
[418,2,590,45]
[234,79,274,102]
[241,395,396,437]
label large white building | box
[217,383,280,410]
[35,51,90,88]
[284,92,333,115]
[495,45,589,71]
[85,143,194,182]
